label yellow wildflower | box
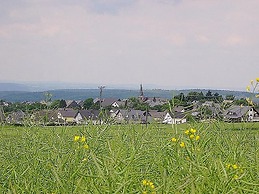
[226,164,231,169]
[189,134,195,139]
[74,136,80,142]
[190,128,197,133]
[233,174,239,180]
[256,77,259,82]
[81,136,86,142]
[83,144,89,149]
[232,164,238,169]
[171,137,177,142]
[246,86,250,92]
[184,130,190,135]
[82,158,87,162]
[142,180,148,186]
[195,135,200,141]
[150,184,155,189]
[180,142,185,148]
[142,191,147,194]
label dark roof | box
[148,110,166,119]
[114,109,145,121]
[31,110,63,124]
[90,110,100,119]
[223,105,251,119]
[6,110,26,124]
[167,111,185,119]
[58,109,78,118]
[66,100,81,109]
[101,98,119,107]
[0,107,5,122]
[79,110,92,119]
[172,106,185,113]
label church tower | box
[139,84,145,101]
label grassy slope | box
[0,122,258,193]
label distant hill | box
[0,89,251,102]
[0,83,31,92]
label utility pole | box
[98,86,105,110]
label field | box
[0,122,259,193]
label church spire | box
[140,84,144,97]
[139,84,144,100]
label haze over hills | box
[0,82,251,102]
[0,81,246,92]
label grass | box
[0,122,259,193]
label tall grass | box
[0,122,258,193]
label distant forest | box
[0,89,251,102]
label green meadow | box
[1,122,259,193]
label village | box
[1,85,258,126]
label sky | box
[1,0,259,91]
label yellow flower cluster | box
[226,163,239,170]
[171,137,185,148]
[74,135,89,150]
[179,142,185,148]
[226,163,244,180]
[185,128,200,141]
[142,179,156,194]
[246,77,259,104]
[171,128,200,149]
[74,135,86,142]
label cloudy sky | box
[1,0,259,90]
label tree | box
[186,91,204,102]
[206,90,212,98]
[83,98,94,109]
[213,93,223,103]
[226,95,235,100]
[50,100,60,109]
[44,92,52,107]
[59,99,67,108]
[234,98,249,106]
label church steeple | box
[140,84,144,97]
[139,84,145,101]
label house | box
[94,98,121,108]
[163,112,186,124]
[0,106,5,123]
[202,101,214,107]
[111,109,128,123]
[57,109,82,124]
[223,105,259,122]
[146,110,166,123]
[145,97,168,107]
[79,109,101,124]
[66,100,81,109]
[127,109,146,123]
[31,110,63,125]
[254,108,259,122]
[6,110,26,125]
[101,98,121,108]
[91,110,102,124]
[172,106,185,113]
[112,109,146,124]
[76,100,84,109]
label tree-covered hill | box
[0,89,251,102]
